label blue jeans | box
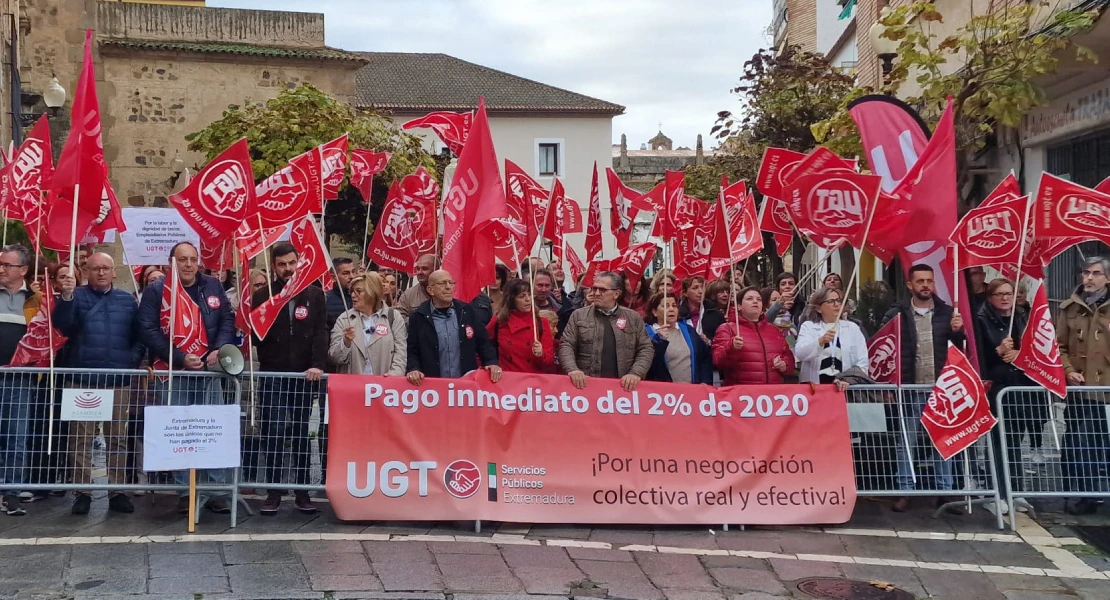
[895,391,954,491]
[158,374,231,499]
[0,374,32,496]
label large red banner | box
[326,372,857,524]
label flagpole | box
[832,199,880,325]
[33,192,44,278]
[529,259,539,345]
[1007,198,1033,338]
[257,214,273,299]
[2,207,7,247]
[46,267,55,456]
[894,384,915,484]
[728,262,740,333]
[314,216,350,315]
[68,183,81,276]
[361,189,373,270]
[235,252,257,429]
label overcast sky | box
[208,0,771,149]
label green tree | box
[185,84,436,252]
[815,1,1097,203]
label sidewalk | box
[3,493,1110,599]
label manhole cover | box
[796,577,915,599]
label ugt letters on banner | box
[326,372,857,525]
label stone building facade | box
[15,1,365,216]
[611,131,708,192]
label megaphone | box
[209,344,245,376]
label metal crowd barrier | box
[846,384,1005,530]
[0,367,243,526]
[997,385,1110,531]
[236,371,328,494]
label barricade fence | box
[7,369,1066,531]
[996,386,1110,531]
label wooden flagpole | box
[68,183,81,276]
[33,192,44,279]
[2,207,7,247]
[257,214,273,299]
[832,199,880,325]
[167,259,195,531]
[361,198,373,270]
[46,267,55,456]
[1007,198,1033,338]
[529,259,539,344]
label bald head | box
[428,269,455,307]
[415,254,437,286]
[86,252,116,292]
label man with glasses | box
[1058,256,1110,515]
[559,271,653,392]
[53,251,144,516]
[138,242,235,515]
[881,263,966,514]
[406,270,500,386]
[0,245,40,516]
[250,242,329,516]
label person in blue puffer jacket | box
[137,242,236,516]
[53,251,144,516]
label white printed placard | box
[119,207,201,266]
[143,404,241,471]
[61,389,115,422]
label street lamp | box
[43,76,66,109]
[868,8,899,83]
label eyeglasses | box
[821,298,843,305]
[590,286,617,293]
[431,280,455,287]
[1083,270,1107,278]
[0,262,26,270]
[88,267,112,274]
[991,292,1014,298]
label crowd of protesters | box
[0,241,1102,521]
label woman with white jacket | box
[794,287,869,391]
[329,272,408,376]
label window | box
[538,142,560,176]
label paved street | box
[3,493,1110,599]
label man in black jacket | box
[406,270,500,385]
[251,243,328,515]
[326,257,355,331]
[138,242,235,515]
[881,263,966,514]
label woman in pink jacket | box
[711,286,795,385]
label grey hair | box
[1084,256,1110,276]
[1,245,30,267]
[596,270,624,294]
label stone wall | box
[97,2,325,48]
[100,50,358,210]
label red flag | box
[1034,173,1110,245]
[235,219,287,261]
[9,277,67,367]
[674,199,714,280]
[582,259,616,288]
[783,147,857,185]
[200,238,233,272]
[319,134,349,203]
[605,167,640,252]
[662,171,698,241]
[152,264,209,372]
[632,181,665,213]
[709,182,762,275]
[784,169,882,249]
[756,147,806,199]
[848,95,931,192]
[505,160,550,254]
[553,243,586,285]
[442,98,508,302]
[867,314,902,385]
[8,116,53,250]
[368,180,421,274]
[920,344,996,460]
[1014,283,1066,399]
[257,147,322,228]
[542,179,570,246]
[758,197,792,258]
[1097,175,1110,195]
[234,254,254,338]
[585,162,603,261]
[617,242,657,294]
[402,111,473,156]
[349,149,391,202]
[44,30,122,250]
[950,196,1029,269]
[170,138,256,244]
[251,216,330,339]
[399,166,440,255]
[980,173,1023,207]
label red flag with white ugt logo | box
[349,149,391,203]
[1014,283,1067,399]
[867,314,902,385]
[921,344,997,460]
[9,277,67,367]
[170,138,257,244]
[783,169,882,250]
[251,215,330,340]
[1035,173,1110,246]
[949,195,1029,269]
[152,265,209,372]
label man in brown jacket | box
[559,271,653,392]
[1057,256,1110,515]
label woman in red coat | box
[712,286,795,385]
[486,278,556,373]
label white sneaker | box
[18,491,32,501]
[986,500,1010,516]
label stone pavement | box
[3,493,1110,599]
